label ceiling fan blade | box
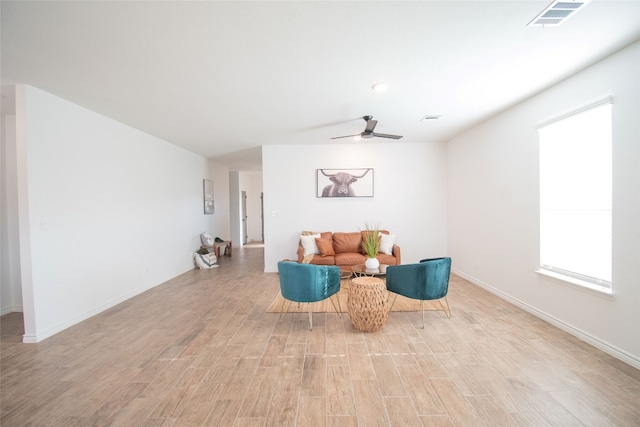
[330,133,362,140]
[329,116,400,140]
[364,119,378,133]
[372,132,403,140]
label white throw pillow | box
[300,234,321,256]
[379,233,396,255]
[201,231,214,246]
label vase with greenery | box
[361,222,381,269]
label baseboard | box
[452,268,640,371]
[22,266,195,343]
[1,306,23,316]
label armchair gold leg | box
[329,295,342,318]
[279,298,290,322]
[418,297,451,328]
[388,293,399,311]
[439,296,452,319]
[308,304,313,330]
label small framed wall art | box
[203,179,214,214]
[316,168,374,198]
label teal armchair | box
[277,261,342,329]
[385,257,452,328]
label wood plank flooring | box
[2,246,639,426]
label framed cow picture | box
[316,168,374,198]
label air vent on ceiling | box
[421,114,441,121]
[528,0,590,27]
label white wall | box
[239,171,263,242]
[448,41,640,367]
[15,85,221,342]
[262,142,448,273]
[1,115,23,314]
[229,171,241,244]
[206,158,231,241]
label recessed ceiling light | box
[421,114,441,121]
[528,0,590,27]
[372,83,388,92]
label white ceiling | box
[2,1,639,171]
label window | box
[538,100,612,292]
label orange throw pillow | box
[315,238,335,257]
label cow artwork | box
[317,168,373,197]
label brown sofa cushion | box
[333,232,362,254]
[308,254,335,265]
[335,252,366,266]
[315,237,335,257]
[376,253,398,265]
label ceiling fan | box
[330,116,403,140]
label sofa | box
[296,230,401,271]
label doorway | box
[241,191,248,245]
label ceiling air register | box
[528,0,590,27]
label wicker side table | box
[347,276,389,332]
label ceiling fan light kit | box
[331,116,403,141]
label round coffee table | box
[347,276,389,332]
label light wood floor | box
[2,246,640,426]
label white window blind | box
[538,101,612,290]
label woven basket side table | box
[347,276,389,332]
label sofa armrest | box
[392,244,401,265]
